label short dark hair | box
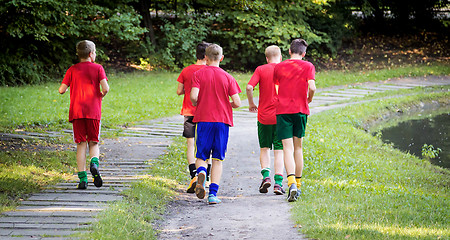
[290,39,308,55]
[196,41,210,60]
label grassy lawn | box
[0,63,448,133]
[296,88,449,239]
[0,63,448,239]
[0,145,76,212]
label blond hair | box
[76,40,96,59]
[265,45,281,59]
[205,44,223,61]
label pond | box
[379,112,449,169]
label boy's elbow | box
[246,84,254,92]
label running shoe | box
[208,194,221,204]
[90,162,103,188]
[186,176,197,193]
[287,184,298,202]
[273,183,285,195]
[259,177,271,193]
[77,181,88,189]
[195,171,206,199]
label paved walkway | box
[0,76,448,239]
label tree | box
[0,0,146,85]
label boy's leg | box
[272,124,285,194]
[186,137,196,173]
[76,141,88,189]
[88,141,100,159]
[293,137,304,187]
[195,158,208,199]
[257,122,274,193]
[76,142,88,172]
[88,141,103,188]
[208,159,222,204]
[184,116,197,179]
[86,119,102,188]
[282,138,298,202]
[186,137,197,193]
[273,149,285,195]
[259,148,271,193]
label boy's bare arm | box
[245,84,257,113]
[100,79,109,97]
[230,93,241,109]
[190,87,199,106]
[59,84,68,94]
[177,82,185,95]
[307,79,316,103]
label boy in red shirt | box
[59,40,110,189]
[274,39,316,202]
[190,44,241,204]
[246,45,285,195]
[176,42,211,193]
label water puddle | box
[379,112,449,169]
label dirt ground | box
[155,114,306,239]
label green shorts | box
[276,113,308,140]
[257,121,283,150]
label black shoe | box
[259,177,271,193]
[90,162,103,188]
[273,183,285,195]
[77,181,88,189]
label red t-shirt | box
[177,64,206,116]
[248,63,278,125]
[62,62,107,122]
[274,59,315,115]
[192,66,241,126]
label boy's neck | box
[267,58,281,64]
[195,59,207,65]
[290,53,303,60]
[80,58,93,63]
[208,61,220,67]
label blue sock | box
[209,183,219,197]
[197,166,207,175]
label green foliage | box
[139,0,352,70]
[422,144,442,159]
[0,0,146,86]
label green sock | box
[261,168,270,179]
[274,174,283,185]
[90,157,99,166]
[78,171,88,183]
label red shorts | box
[72,119,101,143]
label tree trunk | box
[138,0,156,45]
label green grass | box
[0,64,448,237]
[0,71,251,133]
[316,63,449,88]
[295,88,450,239]
[0,147,76,212]
[89,137,187,239]
[0,63,447,133]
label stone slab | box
[0,217,96,224]
[3,211,98,217]
[27,193,122,202]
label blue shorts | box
[195,122,229,161]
